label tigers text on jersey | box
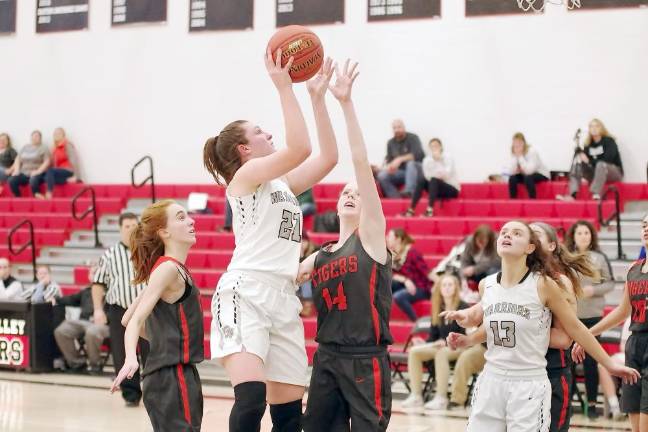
[627,259,648,332]
[226,179,302,281]
[311,233,393,347]
[482,271,552,376]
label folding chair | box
[390,317,433,396]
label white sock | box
[608,396,620,411]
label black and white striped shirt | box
[92,242,146,309]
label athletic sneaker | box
[424,396,448,411]
[400,394,423,410]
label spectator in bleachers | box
[558,118,623,201]
[376,119,424,198]
[0,258,24,301]
[403,138,459,217]
[459,225,500,288]
[565,219,615,419]
[24,265,61,303]
[387,228,432,321]
[0,133,18,195]
[401,273,468,410]
[35,127,80,199]
[596,317,630,421]
[506,132,549,199]
[53,262,109,375]
[7,130,51,198]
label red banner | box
[0,335,29,369]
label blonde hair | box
[511,132,529,155]
[431,273,461,326]
[584,118,612,147]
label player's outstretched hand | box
[607,363,641,385]
[306,57,334,101]
[265,48,294,91]
[110,357,139,393]
[447,332,468,350]
[440,309,471,329]
[571,343,585,364]
[329,59,359,103]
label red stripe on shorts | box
[176,364,192,425]
[368,264,380,344]
[560,349,566,368]
[559,374,569,427]
[373,357,383,420]
[178,304,190,364]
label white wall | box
[1,0,647,184]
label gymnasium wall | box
[1,0,647,185]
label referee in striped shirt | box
[91,212,148,407]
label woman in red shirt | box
[40,127,80,199]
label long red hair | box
[130,200,175,284]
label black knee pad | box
[270,399,302,432]
[229,381,267,432]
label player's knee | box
[270,399,302,432]
[230,381,267,432]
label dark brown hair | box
[471,224,497,257]
[429,138,443,149]
[119,212,138,227]
[203,120,248,186]
[565,220,600,253]
[531,222,599,297]
[0,133,12,149]
[130,200,174,284]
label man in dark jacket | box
[376,119,424,198]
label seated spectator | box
[401,273,468,411]
[376,119,424,198]
[0,133,18,195]
[558,118,623,201]
[566,220,614,419]
[54,262,109,374]
[597,317,630,421]
[24,265,61,303]
[387,228,431,321]
[506,132,549,199]
[7,130,51,198]
[459,225,500,287]
[404,138,459,217]
[0,258,24,301]
[298,232,319,317]
[37,128,80,199]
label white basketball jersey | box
[226,179,302,281]
[481,271,552,376]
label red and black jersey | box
[143,256,204,376]
[311,233,393,347]
[627,259,648,333]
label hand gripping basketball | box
[264,48,294,90]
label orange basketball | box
[267,25,324,83]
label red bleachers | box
[16,180,648,365]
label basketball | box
[267,25,323,83]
